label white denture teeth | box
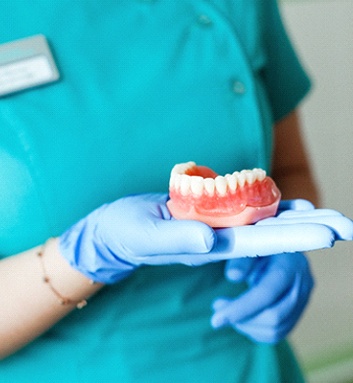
[170,162,267,197]
[204,178,215,196]
[253,168,266,181]
[180,174,191,196]
[242,169,256,184]
[190,176,204,196]
[236,172,246,187]
[173,173,182,189]
[215,176,227,196]
[171,161,196,176]
[225,174,238,192]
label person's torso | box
[0,1,302,382]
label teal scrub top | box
[0,1,310,382]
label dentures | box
[167,161,281,227]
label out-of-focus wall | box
[280,1,353,382]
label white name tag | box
[0,35,59,97]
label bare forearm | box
[0,238,103,359]
[272,110,320,206]
[272,167,319,206]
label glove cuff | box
[59,206,135,284]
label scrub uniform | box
[0,1,310,381]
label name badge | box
[0,34,60,97]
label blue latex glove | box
[60,194,353,284]
[60,193,215,284]
[209,200,352,343]
[211,252,314,344]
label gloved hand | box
[210,252,314,343]
[210,199,353,260]
[59,194,353,284]
[60,193,216,284]
[209,199,353,343]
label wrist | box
[39,237,104,307]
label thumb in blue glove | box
[211,253,314,343]
[60,193,216,284]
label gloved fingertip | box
[165,219,216,254]
[203,225,217,252]
[225,258,256,282]
[325,231,336,248]
[226,268,245,282]
[338,218,353,241]
[212,298,229,311]
[211,314,227,329]
[187,221,216,251]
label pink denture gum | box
[167,161,281,228]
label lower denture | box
[167,161,281,228]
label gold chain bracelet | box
[37,239,88,309]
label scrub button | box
[232,80,246,95]
[198,14,213,26]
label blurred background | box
[280,1,353,382]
